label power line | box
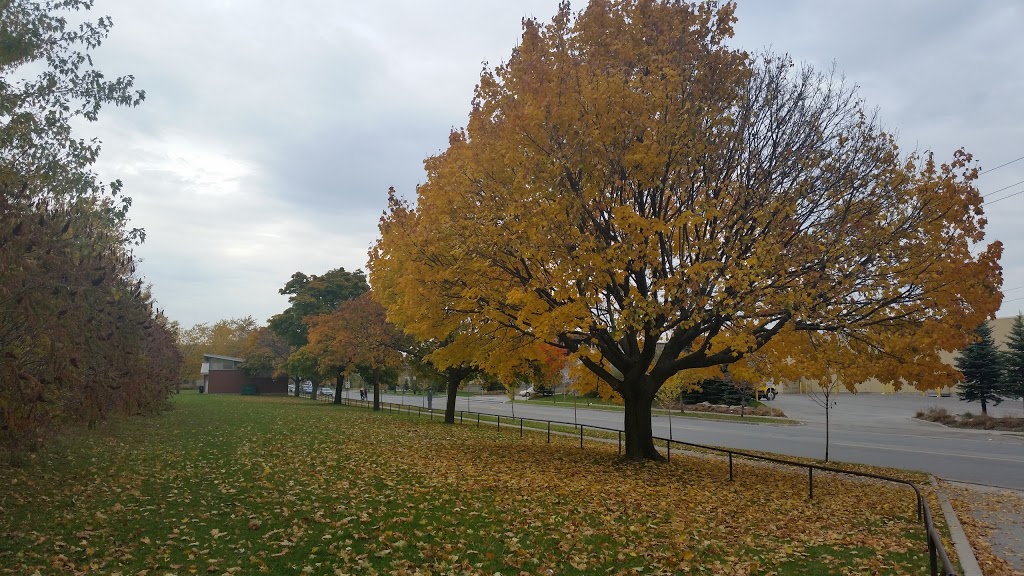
[984,186,1024,206]
[1003,295,1024,304]
[1006,285,1024,292]
[981,155,1024,175]
[982,178,1024,199]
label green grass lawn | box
[0,393,939,575]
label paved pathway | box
[942,482,1024,576]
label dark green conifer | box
[955,321,1005,415]
[1001,314,1024,413]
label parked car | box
[301,381,313,394]
[519,386,555,399]
[319,387,335,398]
[287,382,296,394]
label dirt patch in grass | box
[916,407,1024,431]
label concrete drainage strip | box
[930,476,984,576]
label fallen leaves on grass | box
[0,394,932,574]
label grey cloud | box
[78,0,1024,325]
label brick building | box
[200,353,288,394]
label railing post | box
[618,431,622,456]
[579,425,583,449]
[729,452,734,482]
[497,416,500,431]
[667,438,671,462]
[928,533,938,576]
[460,411,463,424]
[808,467,814,499]
[547,422,551,444]
[520,419,523,437]
[477,414,480,427]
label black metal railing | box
[319,393,957,576]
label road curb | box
[930,476,984,576]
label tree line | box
[178,267,564,424]
[367,0,1004,461]
[5,0,1008,467]
[1,1,181,459]
[180,0,1006,463]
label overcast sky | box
[83,0,1024,328]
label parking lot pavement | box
[772,391,1024,431]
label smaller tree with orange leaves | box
[307,292,405,411]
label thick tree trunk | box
[445,373,459,424]
[622,390,664,461]
[373,380,380,411]
[333,373,342,404]
[981,398,987,416]
[293,378,300,397]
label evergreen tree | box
[680,378,750,406]
[955,321,1005,415]
[1002,314,1024,413]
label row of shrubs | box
[679,378,755,406]
[1,1,181,462]
[674,403,788,418]
[915,407,1024,431]
[663,379,787,417]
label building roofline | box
[202,353,244,362]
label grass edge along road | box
[516,395,798,425]
[1,393,947,575]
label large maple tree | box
[372,0,1003,460]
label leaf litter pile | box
[1,394,934,575]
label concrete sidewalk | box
[941,480,1024,576]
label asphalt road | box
[373,391,1024,490]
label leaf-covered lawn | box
[1,393,933,575]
